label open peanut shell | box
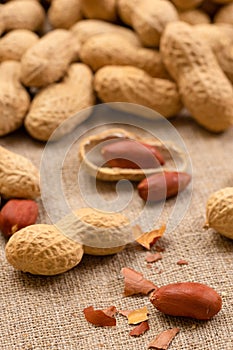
[79,128,188,182]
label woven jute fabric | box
[0,112,232,350]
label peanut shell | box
[71,19,141,47]
[117,0,140,26]
[0,146,40,199]
[205,187,233,239]
[179,9,210,24]
[25,63,95,141]
[0,29,39,62]
[57,207,131,256]
[94,66,181,118]
[80,33,169,79]
[171,0,204,10]
[0,0,45,35]
[21,29,79,87]
[81,0,117,22]
[132,0,179,47]
[5,224,84,275]
[79,128,188,182]
[0,61,30,136]
[161,21,233,132]
[214,3,233,24]
[48,0,82,29]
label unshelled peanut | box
[0,61,30,136]
[179,9,210,24]
[80,33,169,78]
[81,0,117,22]
[131,0,179,47]
[0,0,45,35]
[21,29,79,87]
[0,146,40,199]
[94,66,182,118]
[161,21,233,132]
[25,63,95,141]
[48,0,82,29]
[214,2,233,24]
[171,0,204,10]
[5,224,84,275]
[0,29,39,62]
[205,187,233,240]
[71,19,141,47]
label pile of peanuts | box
[0,0,232,142]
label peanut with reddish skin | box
[138,171,191,202]
[150,282,222,320]
[101,140,165,169]
[0,199,38,238]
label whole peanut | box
[205,187,233,240]
[161,21,233,132]
[21,29,79,87]
[117,0,139,26]
[0,30,39,62]
[171,0,204,10]
[94,66,182,118]
[80,33,169,79]
[214,2,233,24]
[48,0,82,29]
[179,9,210,24]
[0,146,40,199]
[71,19,141,47]
[5,224,84,275]
[0,0,45,35]
[25,63,95,141]
[0,61,30,136]
[81,0,117,22]
[131,0,179,47]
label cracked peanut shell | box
[79,128,188,182]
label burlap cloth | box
[0,111,232,350]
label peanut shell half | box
[79,128,188,182]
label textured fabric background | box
[0,111,232,350]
